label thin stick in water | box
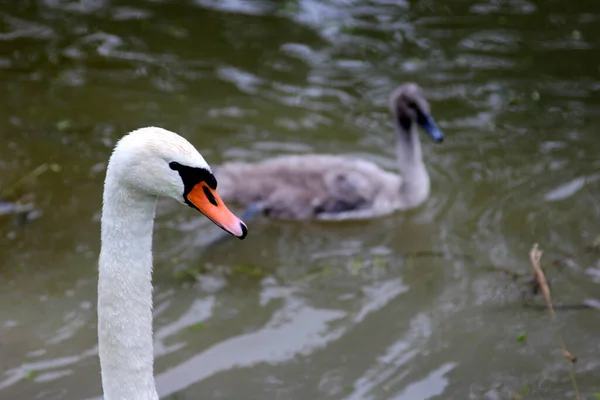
[528,243,580,400]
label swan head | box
[107,126,247,239]
[389,83,444,143]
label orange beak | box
[186,183,247,239]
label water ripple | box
[0,14,54,41]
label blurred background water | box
[1,0,600,399]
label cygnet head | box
[106,126,247,239]
[389,83,444,143]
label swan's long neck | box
[98,175,159,400]
[395,119,430,208]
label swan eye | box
[169,161,218,193]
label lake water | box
[1,0,600,399]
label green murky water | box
[1,0,600,399]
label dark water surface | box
[1,0,600,399]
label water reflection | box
[1,0,600,399]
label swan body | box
[215,83,444,221]
[98,127,247,399]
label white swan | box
[98,127,247,399]
[215,83,444,221]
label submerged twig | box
[529,244,580,400]
[523,303,592,311]
[0,163,49,199]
